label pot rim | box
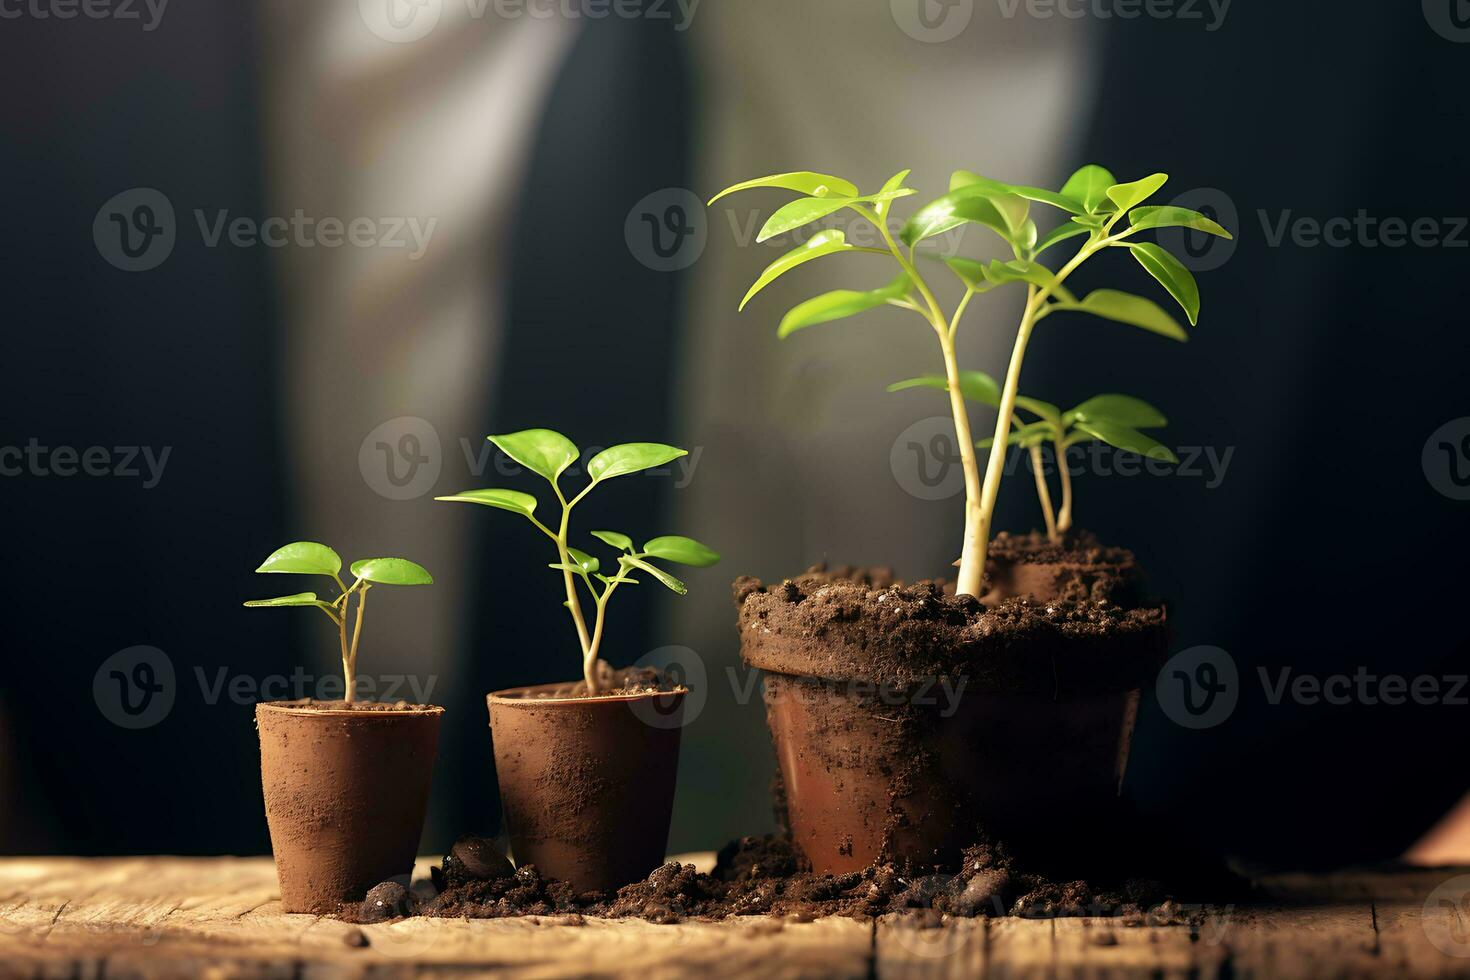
[254,700,445,717]
[487,681,688,707]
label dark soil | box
[735,564,1167,696]
[261,698,438,711]
[506,666,687,700]
[342,833,1229,925]
[983,530,1146,606]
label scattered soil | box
[983,530,1146,606]
[342,833,1229,925]
[735,564,1167,696]
[259,698,438,711]
[503,666,687,700]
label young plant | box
[891,374,1174,542]
[244,543,433,704]
[436,429,719,695]
[710,166,1230,596]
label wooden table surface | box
[0,856,1467,978]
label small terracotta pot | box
[762,674,1140,875]
[256,702,442,914]
[487,683,684,892]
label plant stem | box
[1056,438,1074,534]
[348,584,368,701]
[1029,443,1059,542]
[860,205,986,598]
[551,484,599,694]
[338,587,352,705]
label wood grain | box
[0,858,1467,978]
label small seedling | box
[889,373,1173,541]
[245,543,433,704]
[436,429,719,695]
[711,165,1229,595]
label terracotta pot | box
[256,702,442,914]
[762,674,1140,875]
[487,683,684,892]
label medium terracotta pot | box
[762,674,1140,875]
[256,702,442,914]
[487,683,684,892]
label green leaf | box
[1127,205,1233,240]
[778,273,910,338]
[595,573,640,587]
[977,421,1051,449]
[886,371,1000,406]
[942,257,993,291]
[642,535,721,567]
[1128,242,1200,326]
[1034,223,1090,256]
[350,558,433,586]
[708,171,860,206]
[756,197,854,243]
[488,429,579,482]
[1073,420,1178,463]
[899,187,1028,248]
[1014,396,1062,425]
[435,488,538,519]
[949,170,1083,214]
[1069,394,1168,429]
[255,542,342,578]
[1071,214,1108,229]
[1050,289,1188,342]
[586,443,687,483]
[567,548,601,575]
[740,230,853,310]
[874,169,912,219]
[590,530,634,552]
[1106,173,1169,214]
[244,592,329,609]
[622,556,687,595]
[984,258,1056,290]
[1060,165,1117,213]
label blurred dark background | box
[1,0,1466,871]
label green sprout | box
[889,374,1174,542]
[710,166,1230,596]
[436,429,719,695]
[245,542,433,704]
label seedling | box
[710,166,1229,595]
[436,429,719,695]
[890,373,1173,541]
[245,543,433,704]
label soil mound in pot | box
[346,833,1230,925]
[734,564,1166,695]
[261,698,439,711]
[982,530,1146,606]
[512,665,687,700]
